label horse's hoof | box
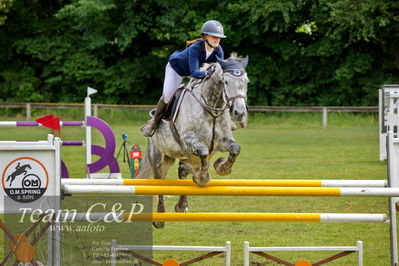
[193,173,211,187]
[175,203,189,213]
[152,221,165,229]
[214,157,231,176]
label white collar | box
[206,48,214,59]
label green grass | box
[0,110,391,265]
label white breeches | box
[163,62,183,104]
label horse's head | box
[217,54,249,128]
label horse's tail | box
[136,139,153,179]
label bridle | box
[222,69,248,113]
[187,64,248,153]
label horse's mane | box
[200,63,215,72]
[226,52,244,61]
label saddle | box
[162,85,188,121]
[153,84,189,144]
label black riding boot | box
[140,98,167,137]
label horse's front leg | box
[214,140,241,176]
[175,161,190,212]
[183,133,211,187]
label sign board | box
[379,85,399,161]
[0,134,61,213]
[129,144,142,178]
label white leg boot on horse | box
[140,98,167,137]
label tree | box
[0,0,398,105]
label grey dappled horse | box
[138,53,249,228]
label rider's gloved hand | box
[203,69,214,80]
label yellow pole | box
[133,186,341,196]
[122,179,323,187]
[122,212,321,222]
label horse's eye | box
[225,81,228,85]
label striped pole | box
[63,185,399,197]
[123,213,387,223]
[62,141,85,146]
[61,179,387,188]
[0,121,84,127]
[59,212,387,223]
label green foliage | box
[0,0,398,105]
[0,0,14,25]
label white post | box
[47,229,53,266]
[111,239,117,266]
[54,221,61,265]
[244,241,249,266]
[94,104,98,117]
[54,136,62,265]
[225,241,231,266]
[379,89,386,161]
[388,131,399,266]
[322,107,328,128]
[357,241,363,266]
[26,103,31,121]
[85,87,97,178]
[85,95,92,176]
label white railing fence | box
[0,102,377,128]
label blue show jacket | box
[169,40,224,79]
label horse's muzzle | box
[233,110,247,128]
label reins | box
[187,69,227,153]
[170,63,247,154]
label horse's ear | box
[241,56,249,69]
[216,56,227,69]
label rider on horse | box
[141,20,227,137]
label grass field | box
[0,109,391,265]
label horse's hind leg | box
[151,153,175,229]
[9,176,15,186]
[175,161,190,212]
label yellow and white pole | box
[121,212,386,223]
[63,185,399,197]
[61,179,387,187]
[60,212,387,223]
